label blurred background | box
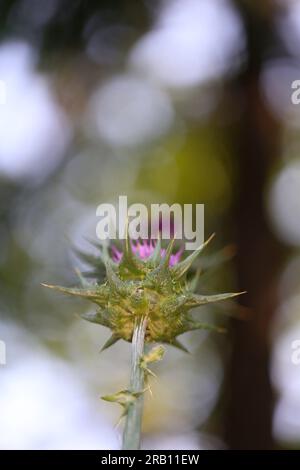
[1,0,300,450]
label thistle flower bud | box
[43,232,243,351]
[42,231,245,449]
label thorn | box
[186,291,246,309]
[149,234,161,264]
[100,334,120,352]
[168,338,190,353]
[172,233,215,279]
[159,238,175,269]
[123,218,135,262]
[145,368,157,378]
[41,283,97,298]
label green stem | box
[122,318,147,450]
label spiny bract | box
[43,232,243,351]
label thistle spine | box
[122,318,147,450]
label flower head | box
[43,231,244,352]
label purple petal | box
[111,239,183,266]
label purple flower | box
[111,239,183,266]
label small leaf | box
[140,345,165,367]
[101,389,145,410]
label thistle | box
[42,231,243,449]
